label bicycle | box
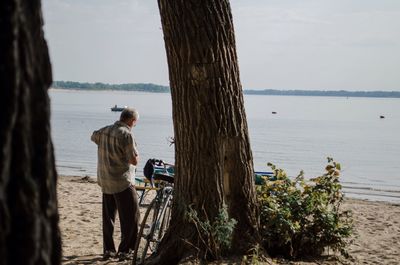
[133,164,174,264]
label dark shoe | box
[117,251,133,261]
[103,250,116,260]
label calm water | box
[50,89,400,203]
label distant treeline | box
[52,81,170,93]
[52,81,400,98]
[245,89,400,98]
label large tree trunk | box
[0,0,61,264]
[154,0,259,263]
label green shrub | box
[185,204,237,259]
[257,158,353,259]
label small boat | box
[380,115,385,119]
[272,111,277,114]
[111,105,127,112]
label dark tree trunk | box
[0,0,61,264]
[154,0,259,263]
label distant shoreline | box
[245,89,400,98]
[51,81,400,98]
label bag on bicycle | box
[143,158,159,181]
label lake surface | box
[49,89,400,203]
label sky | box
[42,0,400,91]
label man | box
[91,107,140,261]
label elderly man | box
[91,107,140,261]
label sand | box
[58,176,400,265]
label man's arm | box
[125,133,139,166]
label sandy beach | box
[59,175,400,265]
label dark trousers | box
[102,185,140,254]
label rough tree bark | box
[153,0,259,263]
[0,0,61,264]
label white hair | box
[120,107,139,122]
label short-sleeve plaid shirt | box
[91,121,139,194]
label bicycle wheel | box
[140,193,172,262]
[158,197,172,241]
[133,198,160,264]
[151,193,172,245]
[133,191,173,264]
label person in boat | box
[91,107,140,261]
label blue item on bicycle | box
[143,158,174,185]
